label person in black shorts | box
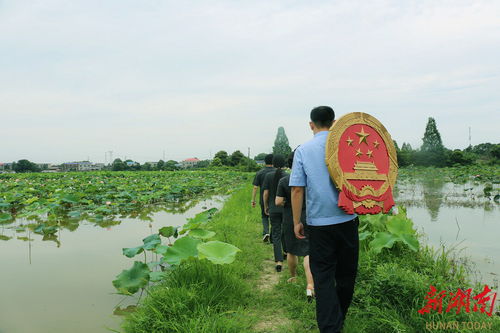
[276,151,314,297]
[262,154,286,272]
[251,154,274,242]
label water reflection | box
[0,196,218,248]
[0,196,225,333]
[421,176,445,221]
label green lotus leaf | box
[358,231,371,241]
[197,241,241,265]
[122,246,144,258]
[0,235,11,241]
[162,236,201,266]
[154,245,169,255]
[189,228,216,239]
[34,223,58,235]
[149,271,166,282]
[68,211,81,218]
[60,194,80,204]
[386,216,415,236]
[0,213,13,223]
[159,226,175,238]
[147,261,162,270]
[112,261,150,295]
[399,234,419,252]
[369,232,397,254]
[142,234,161,250]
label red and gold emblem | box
[325,112,398,215]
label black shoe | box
[275,265,282,272]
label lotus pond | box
[0,171,249,333]
[394,166,500,287]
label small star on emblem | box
[356,126,370,145]
[346,137,353,146]
[366,150,373,158]
[373,140,380,148]
[356,148,363,157]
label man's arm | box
[263,189,270,215]
[291,186,305,239]
[275,196,285,207]
[251,186,258,207]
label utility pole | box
[163,150,166,161]
[247,147,251,171]
[469,126,472,147]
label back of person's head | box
[272,154,285,169]
[264,154,274,165]
[310,106,335,129]
[287,151,295,169]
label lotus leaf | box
[162,236,201,266]
[112,261,150,295]
[189,229,216,239]
[197,241,240,265]
[122,246,144,258]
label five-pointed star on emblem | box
[346,137,354,146]
[356,148,363,156]
[366,150,373,158]
[356,126,370,145]
[373,140,380,148]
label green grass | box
[121,183,500,332]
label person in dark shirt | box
[251,154,274,242]
[262,154,286,272]
[276,151,314,297]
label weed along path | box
[121,182,500,333]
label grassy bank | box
[121,183,500,332]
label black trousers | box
[308,217,359,333]
[269,213,284,262]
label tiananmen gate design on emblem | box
[325,112,398,215]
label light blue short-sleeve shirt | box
[289,130,356,226]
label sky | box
[1,0,499,164]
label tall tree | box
[272,127,292,157]
[230,150,245,166]
[421,117,444,152]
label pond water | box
[394,179,500,288]
[0,197,225,333]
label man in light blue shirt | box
[290,106,359,333]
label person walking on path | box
[276,151,314,298]
[262,154,286,272]
[251,154,274,242]
[290,106,359,333]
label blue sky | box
[1,0,499,163]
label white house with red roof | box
[181,158,200,168]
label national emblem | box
[325,112,398,214]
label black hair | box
[264,154,274,165]
[310,106,335,128]
[287,151,295,169]
[271,154,285,199]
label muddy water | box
[0,197,225,333]
[394,179,500,288]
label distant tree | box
[164,160,179,171]
[211,157,223,167]
[112,158,126,171]
[491,144,500,159]
[254,153,268,161]
[272,127,292,157]
[193,160,210,169]
[447,149,474,166]
[13,159,40,173]
[156,160,165,171]
[417,117,446,167]
[401,143,413,151]
[214,151,230,166]
[421,118,444,152]
[142,163,152,171]
[230,150,245,166]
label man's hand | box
[294,222,305,239]
[251,200,256,208]
[264,206,269,216]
